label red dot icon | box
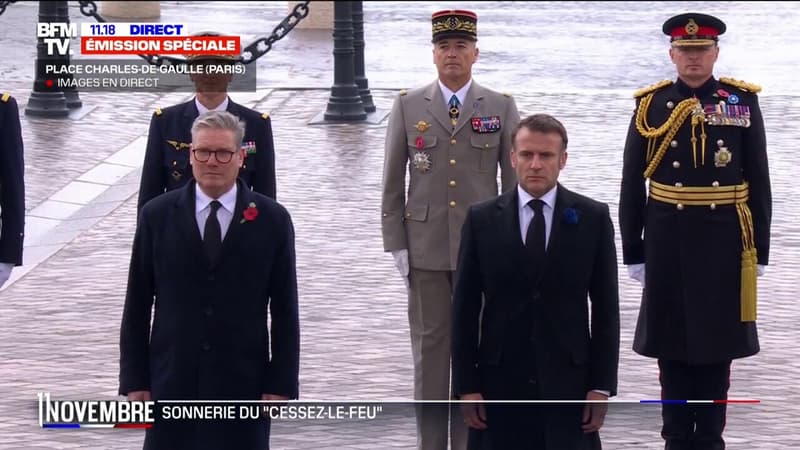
[45,79,54,88]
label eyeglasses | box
[192,149,237,163]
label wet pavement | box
[0,1,799,449]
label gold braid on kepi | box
[431,10,478,42]
[719,77,762,93]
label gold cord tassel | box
[700,121,707,166]
[737,203,757,322]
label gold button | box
[710,203,716,210]
[449,180,456,187]
[717,139,724,146]
[675,182,683,188]
[172,160,177,166]
[670,140,678,148]
[243,164,247,169]
[484,144,489,148]
[672,161,680,169]
[449,159,456,166]
[450,138,456,145]
[405,212,411,218]
[677,203,684,210]
[449,201,456,208]
[712,181,720,187]
[382,213,388,217]
[666,101,675,109]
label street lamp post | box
[351,1,375,113]
[26,0,69,117]
[323,1,366,121]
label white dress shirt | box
[195,96,229,115]
[195,183,237,240]
[438,78,472,109]
[518,184,558,247]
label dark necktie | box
[448,94,460,127]
[204,200,222,262]
[525,199,546,266]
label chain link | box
[239,1,310,64]
[75,0,310,66]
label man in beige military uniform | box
[381,9,520,450]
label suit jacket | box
[452,185,620,450]
[620,76,770,363]
[138,97,277,212]
[0,93,25,266]
[381,80,520,271]
[119,180,299,450]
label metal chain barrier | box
[75,0,310,66]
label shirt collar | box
[517,184,558,211]
[438,78,472,107]
[195,96,230,115]
[195,182,238,214]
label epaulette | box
[154,107,162,116]
[719,77,762,94]
[503,91,512,98]
[399,89,408,96]
[1,93,10,103]
[261,112,269,120]
[633,80,673,99]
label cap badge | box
[685,18,699,35]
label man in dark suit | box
[120,110,299,450]
[453,114,620,450]
[138,33,276,212]
[0,92,25,289]
[619,13,771,450]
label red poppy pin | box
[241,202,258,224]
[717,89,730,98]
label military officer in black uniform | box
[619,13,772,450]
[0,92,25,289]
[138,32,276,211]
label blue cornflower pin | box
[563,208,579,225]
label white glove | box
[757,265,765,277]
[392,249,409,277]
[0,263,13,289]
[627,263,645,287]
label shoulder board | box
[503,91,512,98]
[261,112,269,120]
[719,77,762,94]
[154,107,162,116]
[1,93,10,103]
[399,89,408,96]
[633,80,673,99]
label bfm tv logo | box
[37,23,77,56]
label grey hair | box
[190,110,246,148]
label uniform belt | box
[649,180,749,206]
[649,180,757,322]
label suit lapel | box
[543,184,573,276]
[212,180,249,269]
[175,181,206,266]
[424,81,453,133]
[495,190,531,285]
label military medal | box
[470,116,501,133]
[241,141,257,155]
[714,146,732,167]
[414,120,431,133]
[704,102,751,128]
[412,135,432,172]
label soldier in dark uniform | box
[138,32,276,211]
[619,13,772,450]
[0,92,25,289]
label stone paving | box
[1,2,799,449]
